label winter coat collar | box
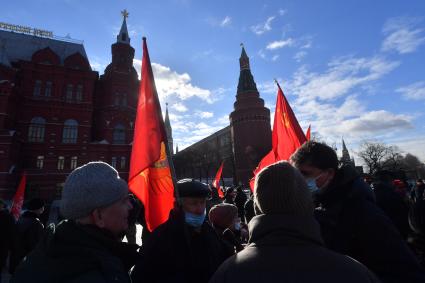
[248,214,323,247]
[46,220,139,271]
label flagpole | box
[274,78,281,89]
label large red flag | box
[272,82,307,159]
[10,172,26,220]
[129,37,175,232]
[250,82,307,191]
[212,162,225,198]
[306,125,311,141]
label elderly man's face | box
[181,197,206,215]
[95,195,133,236]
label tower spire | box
[164,103,173,155]
[237,44,258,93]
[117,9,130,44]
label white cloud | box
[288,56,400,102]
[89,56,109,74]
[261,52,414,149]
[396,81,425,100]
[334,110,413,134]
[258,79,282,95]
[172,102,188,112]
[381,16,425,54]
[251,16,275,35]
[195,111,214,118]
[271,55,280,61]
[133,59,217,104]
[390,135,425,162]
[220,16,232,27]
[278,9,287,16]
[258,49,266,59]
[266,38,294,50]
[294,51,307,62]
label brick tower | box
[230,45,271,185]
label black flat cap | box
[177,179,211,198]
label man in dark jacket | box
[0,199,15,283]
[373,171,410,239]
[290,141,425,283]
[244,193,255,223]
[131,179,233,283]
[11,162,139,283]
[9,198,45,273]
[234,186,247,220]
[210,161,379,283]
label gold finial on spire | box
[121,9,129,20]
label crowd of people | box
[0,141,424,282]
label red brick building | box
[0,17,138,201]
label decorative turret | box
[230,44,271,185]
[340,138,355,167]
[237,44,258,93]
[164,103,173,155]
[106,9,135,73]
[117,9,130,44]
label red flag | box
[10,172,26,220]
[250,82,307,191]
[212,162,225,198]
[272,83,307,160]
[128,37,175,232]
[306,125,311,141]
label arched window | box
[33,80,42,96]
[62,119,78,143]
[122,93,127,106]
[113,124,125,144]
[75,84,83,102]
[65,84,73,102]
[28,117,46,142]
[45,81,52,97]
[114,92,120,106]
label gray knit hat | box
[60,161,129,220]
[254,161,314,216]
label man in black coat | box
[291,141,425,283]
[210,161,379,283]
[9,198,45,274]
[131,179,233,283]
[234,186,247,220]
[11,162,139,283]
[373,171,410,239]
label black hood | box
[248,214,323,247]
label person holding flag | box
[131,38,232,283]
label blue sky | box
[2,0,425,163]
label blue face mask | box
[185,210,206,228]
[305,178,319,193]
